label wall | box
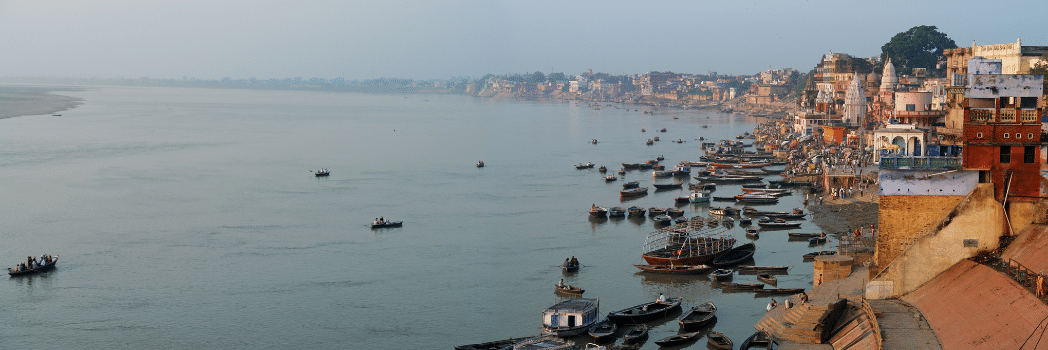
[869,184,1005,298]
[894,91,932,111]
[877,169,979,196]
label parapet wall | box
[902,260,1048,350]
[874,195,965,268]
[868,184,1005,298]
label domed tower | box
[879,59,898,107]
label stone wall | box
[874,195,966,267]
[869,184,1005,298]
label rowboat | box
[754,288,806,295]
[757,272,777,285]
[512,335,576,350]
[633,264,712,274]
[803,251,837,260]
[627,206,646,217]
[707,330,733,350]
[737,265,789,272]
[678,301,717,330]
[809,236,828,244]
[745,227,759,239]
[620,187,648,198]
[654,331,702,347]
[370,221,403,228]
[622,181,640,189]
[710,269,732,281]
[740,331,771,350]
[575,162,595,169]
[8,256,58,276]
[588,206,608,217]
[586,318,617,342]
[719,282,764,290]
[758,221,801,229]
[608,207,625,217]
[606,297,682,324]
[788,232,823,239]
[711,243,756,267]
[653,182,683,190]
[647,207,666,216]
[554,284,584,296]
[622,325,649,344]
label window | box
[1029,133,1034,139]
[977,132,984,138]
[906,104,916,111]
[1001,146,1011,163]
[1025,146,1036,164]
[1004,133,1010,138]
[1016,133,1021,139]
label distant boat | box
[803,251,837,260]
[633,264,712,274]
[8,255,58,276]
[606,297,682,324]
[757,272,777,285]
[620,187,648,198]
[608,207,626,217]
[627,206,646,217]
[653,182,683,189]
[604,175,617,182]
[622,181,640,189]
[314,169,330,177]
[689,191,711,203]
[588,206,608,217]
[575,162,595,169]
[476,161,484,167]
[370,220,403,229]
[554,283,584,296]
[52,114,62,116]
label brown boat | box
[641,227,736,266]
[707,330,733,350]
[633,264,712,274]
[554,284,584,296]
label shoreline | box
[0,85,85,120]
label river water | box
[0,86,828,349]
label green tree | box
[880,25,957,76]
[548,72,567,82]
[528,71,546,84]
[1029,51,1048,92]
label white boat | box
[689,191,711,203]
[542,298,600,337]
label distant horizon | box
[2,1,1046,81]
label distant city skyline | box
[1,0,1046,81]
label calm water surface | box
[0,86,828,349]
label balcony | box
[1020,109,1040,123]
[970,109,994,123]
[879,156,962,169]
[1000,109,1016,123]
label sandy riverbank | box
[0,85,84,119]
[806,188,879,234]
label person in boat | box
[558,279,564,287]
[657,293,667,303]
[379,216,385,224]
[570,256,578,266]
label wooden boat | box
[711,243,756,267]
[586,318,617,342]
[8,256,58,276]
[512,335,576,350]
[757,272,777,285]
[740,331,771,350]
[653,182,683,190]
[809,236,828,244]
[665,207,684,217]
[633,264,712,274]
[622,163,641,169]
[745,227,759,239]
[542,298,600,337]
[589,206,608,217]
[604,175,617,182]
[575,162,595,169]
[456,336,533,350]
[627,206,646,217]
[653,331,702,347]
[476,161,484,168]
[719,282,765,290]
[370,221,403,228]
[608,207,626,217]
[758,221,801,229]
[707,330,733,350]
[640,228,736,266]
[675,196,691,203]
[554,284,585,296]
[652,215,672,225]
[620,187,648,198]
[802,251,837,260]
[622,181,640,189]
[606,297,682,324]
[712,196,738,202]
[561,259,580,272]
[737,265,789,272]
[622,325,649,344]
[735,195,778,204]
[315,170,330,177]
[598,165,607,173]
[788,232,823,239]
[674,216,689,224]
[739,217,752,226]
[710,268,733,281]
[678,301,717,330]
[647,207,666,216]
[618,168,625,175]
[755,288,806,295]
[769,180,813,187]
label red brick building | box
[961,59,1044,201]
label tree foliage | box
[880,25,957,76]
[1030,52,1048,91]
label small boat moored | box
[654,331,702,347]
[711,243,756,267]
[707,330,733,350]
[677,301,717,330]
[633,264,712,274]
[710,268,733,281]
[740,331,771,350]
[586,319,617,342]
[608,207,626,217]
[622,324,649,344]
[606,296,682,324]
[588,206,608,217]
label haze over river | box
[0,86,826,349]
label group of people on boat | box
[316,168,329,175]
[13,254,53,272]
[373,217,389,225]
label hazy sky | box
[1,0,1046,81]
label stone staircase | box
[754,298,831,343]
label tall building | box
[843,74,866,126]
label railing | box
[970,109,994,123]
[1021,109,1040,123]
[1005,259,1043,292]
[842,295,884,350]
[1000,109,1016,123]
[879,156,962,169]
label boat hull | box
[8,257,58,276]
[607,298,682,324]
